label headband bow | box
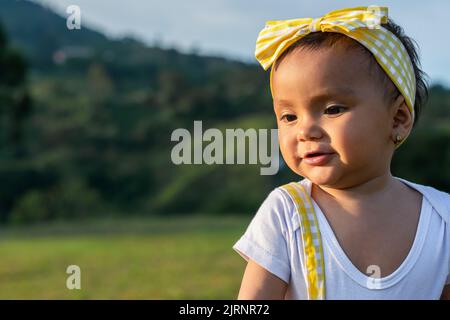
[255,6,416,148]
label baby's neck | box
[311,173,403,217]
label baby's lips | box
[302,150,334,158]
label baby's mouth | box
[305,152,325,158]
[300,152,335,166]
[302,152,334,158]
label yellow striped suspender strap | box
[280,182,326,300]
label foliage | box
[0,1,448,224]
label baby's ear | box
[391,95,413,132]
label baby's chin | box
[294,165,342,188]
[284,155,344,188]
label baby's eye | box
[324,105,346,115]
[280,114,297,122]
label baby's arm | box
[237,259,288,300]
[440,284,450,300]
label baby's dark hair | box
[273,19,429,129]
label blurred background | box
[0,0,448,299]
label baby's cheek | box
[278,131,301,170]
[337,120,377,162]
[278,131,295,155]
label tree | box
[0,22,32,151]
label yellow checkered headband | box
[255,6,416,122]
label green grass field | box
[0,214,252,299]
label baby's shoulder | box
[253,183,302,232]
[260,180,311,228]
[426,185,450,225]
[260,186,297,216]
[400,178,450,225]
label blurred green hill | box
[0,0,448,225]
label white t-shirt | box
[233,176,450,299]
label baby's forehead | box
[295,42,374,71]
[277,46,372,79]
[273,43,388,93]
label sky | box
[32,0,450,86]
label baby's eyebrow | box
[313,87,356,99]
[274,99,292,107]
[274,87,356,108]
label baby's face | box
[272,45,398,189]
